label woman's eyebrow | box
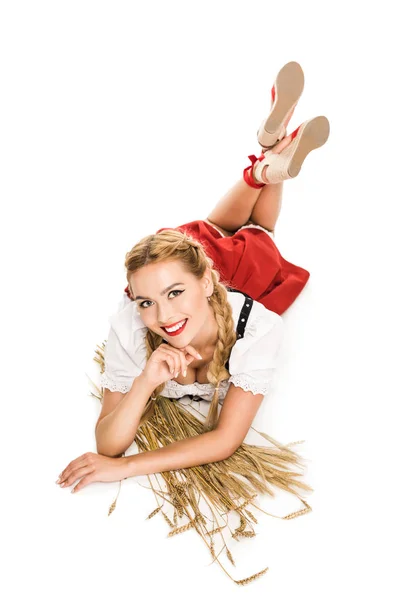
[134,282,185,301]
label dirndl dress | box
[153,219,310,316]
[101,218,313,583]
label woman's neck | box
[189,303,219,357]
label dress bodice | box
[100,287,284,400]
[162,379,231,402]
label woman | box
[57,61,329,584]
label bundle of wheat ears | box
[89,341,313,585]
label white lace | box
[165,379,229,390]
[228,373,273,396]
[163,374,274,399]
[163,379,230,400]
[237,224,275,239]
[99,372,132,394]
[100,372,275,398]
[207,220,274,239]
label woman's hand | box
[142,342,202,388]
[56,452,129,493]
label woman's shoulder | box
[227,290,282,335]
[226,292,284,387]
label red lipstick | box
[161,319,188,337]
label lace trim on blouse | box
[163,379,230,399]
[99,372,276,397]
[164,374,274,398]
[100,372,132,394]
[228,373,275,396]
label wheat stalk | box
[90,342,313,585]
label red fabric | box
[243,153,266,189]
[148,220,310,316]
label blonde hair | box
[125,228,237,432]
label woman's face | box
[129,260,214,349]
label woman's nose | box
[158,311,176,326]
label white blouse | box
[100,290,284,401]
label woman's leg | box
[248,135,293,233]
[206,135,292,236]
[206,180,263,236]
[248,182,283,235]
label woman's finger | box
[166,353,177,375]
[171,355,180,376]
[167,345,199,376]
[184,345,203,360]
[72,474,94,493]
[179,351,187,376]
[169,353,179,375]
[58,453,93,484]
[168,346,187,376]
[158,346,181,375]
[58,459,81,483]
[180,348,194,375]
[173,352,181,375]
[59,464,95,488]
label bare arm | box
[122,383,265,477]
[95,373,156,457]
[124,429,234,477]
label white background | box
[1,0,399,597]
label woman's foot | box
[253,132,293,184]
[258,61,304,149]
[254,100,297,184]
[253,116,330,185]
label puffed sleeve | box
[228,302,284,396]
[99,298,147,393]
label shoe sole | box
[287,116,330,178]
[258,61,304,147]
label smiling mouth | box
[161,318,188,335]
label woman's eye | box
[139,289,183,309]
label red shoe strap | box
[290,124,301,140]
[243,153,266,189]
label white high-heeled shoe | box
[254,116,330,184]
[257,61,305,150]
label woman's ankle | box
[252,161,268,185]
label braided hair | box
[124,228,237,432]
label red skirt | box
[125,220,310,316]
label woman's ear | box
[203,267,214,297]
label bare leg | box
[206,134,293,236]
[249,182,283,235]
[249,134,294,233]
[206,179,264,236]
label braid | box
[203,274,236,431]
[125,228,237,431]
